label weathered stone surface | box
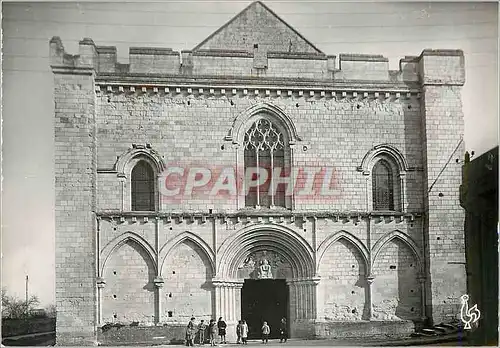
[51,2,466,345]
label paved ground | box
[153,336,467,347]
[1,334,467,347]
[176,334,468,347]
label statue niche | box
[237,251,292,280]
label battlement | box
[49,37,465,85]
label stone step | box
[432,326,448,334]
[440,323,459,330]
[410,332,426,338]
[421,328,438,335]
[434,325,456,334]
[412,331,437,337]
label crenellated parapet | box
[50,37,465,86]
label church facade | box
[50,2,467,345]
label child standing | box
[198,320,207,345]
[208,319,217,346]
[241,320,249,345]
[236,320,242,344]
[261,321,270,344]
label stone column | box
[212,279,243,342]
[154,277,164,324]
[212,279,243,323]
[363,171,370,210]
[418,274,427,322]
[366,275,375,320]
[298,282,305,319]
[234,283,243,321]
[215,286,222,320]
[118,174,126,211]
[287,278,320,338]
[96,277,106,325]
[286,280,297,322]
[399,172,407,212]
[309,277,321,320]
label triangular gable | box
[192,1,323,55]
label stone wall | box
[94,90,423,213]
[318,239,368,321]
[102,241,156,324]
[419,50,466,323]
[53,66,97,345]
[371,239,421,320]
[51,29,466,344]
[162,240,214,324]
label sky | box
[1,1,498,307]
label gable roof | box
[192,1,324,54]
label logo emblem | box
[460,294,480,329]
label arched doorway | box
[214,225,318,340]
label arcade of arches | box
[97,223,424,339]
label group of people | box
[236,317,288,344]
[186,317,288,346]
[185,317,228,347]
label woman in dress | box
[241,320,249,345]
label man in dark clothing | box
[217,317,227,344]
[279,317,288,343]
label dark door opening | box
[241,279,288,339]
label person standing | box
[261,321,270,344]
[208,319,217,347]
[186,317,196,347]
[198,319,207,345]
[217,317,227,344]
[279,317,287,343]
[236,320,243,344]
[241,320,249,345]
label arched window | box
[372,159,395,211]
[243,117,289,208]
[359,144,408,213]
[131,160,155,211]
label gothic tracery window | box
[372,159,395,211]
[131,160,155,211]
[244,117,288,208]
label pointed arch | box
[358,144,409,175]
[371,230,422,272]
[316,230,370,274]
[115,146,166,177]
[228,102,302,145]
[100,231,157,277]
[159,232,215,275]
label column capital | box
[309,277,321,285]
[286,277,321,286]
[366,275,375,284]
[154,276,164,288]
[211,278,244,288]
[96,277,106,288]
